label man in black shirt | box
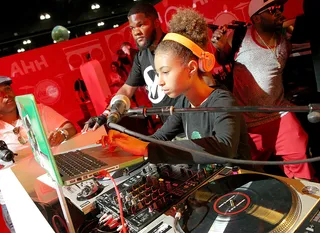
[83,3,179,131]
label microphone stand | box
[106,103,320,166]
[126,104,320,123]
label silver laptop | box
[15,94,144,185]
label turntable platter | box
[178,174,301,233]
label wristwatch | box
[58,129,69,141]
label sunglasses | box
[258,5,284,15]
[13,126,28,145]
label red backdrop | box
[0,0,303,129]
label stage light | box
[91,3,100,10]
[23,40,31,45]
[97,22,104,27]
[85,31,92,35]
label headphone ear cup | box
[198,52,215,72]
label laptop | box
[15,94,144,186]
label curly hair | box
[155,8,209,66]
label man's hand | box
[97,130,149,156]
[211,25,228,51]
[48,129,66,147]
[82,114,108,132]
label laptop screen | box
[15,94,63,185]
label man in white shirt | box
[0,76,77,232]
[0,76,77,155]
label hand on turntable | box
[97,130,149,156]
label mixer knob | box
[146,182,152,190]
[139,184,146,192]
[156,199,163,209]
[151,186,158,193]
[159,189,165,196]
[151,177,159,187]
[137,201,144,209]
[165,181,172,191]
[152,192,158,201]
[145,195,152,205]
[133,183,139,190]
[132,190,139,198]
[146,175,152,184]
[139,192,146,199]
[232,166,241,175]
[146,189,152,197]
[131,198,137,206]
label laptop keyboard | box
[55,150,107,177]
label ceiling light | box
[91,3,100,10]
[113,24,119,28]
[17,48,25,53]
[85,31,92,35]
[23,39,31,45]
[40,13,51,20]
[97,22,104,27]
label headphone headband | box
[162,33,215,72]
[163,33,204,58]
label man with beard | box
[211,0,316,180]
[83,3,181,131]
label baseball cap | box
[0,76,12,85]
[248,0,288,18]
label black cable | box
[108,123,320,166]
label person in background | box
[211,0,315,180]
[109,61,126,94]
[83,2,181,131]
[120,41,138,64]
[0,76,77,153]
[74,77,90,104]
[116,49,131,76]
[99,8,250,165]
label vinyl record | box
[178,174,301,233]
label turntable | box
[141,168,320,233]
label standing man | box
[83,3,181,131]
[211,0,315,180]
[120,41,138,65]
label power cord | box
[52,214,69,233]
[96,170,127,233]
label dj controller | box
[95,163,222,233]
[63,162,320,233]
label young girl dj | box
[100,8,250,164]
